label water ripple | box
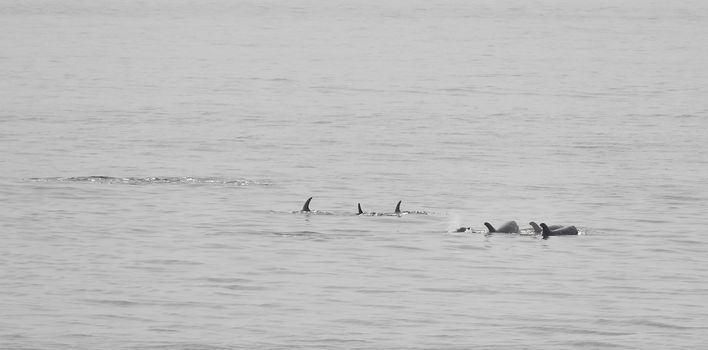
[24,176,273,186]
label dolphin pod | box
[302,198,408,216]
[299,197,580,238]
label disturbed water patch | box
[25,176,273,186]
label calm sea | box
[2,0,708,348]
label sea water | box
[2,0,708,348]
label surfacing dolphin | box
[301,197,313,212]
[393,200,429,215]
[540,223,579,238]
[356,201,407,216]
[357,201,426,216]
[529,221,562,234]
[357,203,382,216]
[484,221,520,234]
[394,200,405,215]
[296,197,335,215]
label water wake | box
[25,176,272,186]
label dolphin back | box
[496,221,520,233]
[530,221,563,233]
[541,223,579,237]
[555,225,578,235]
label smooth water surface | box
[2,1,708,348]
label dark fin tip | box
[301,197,313,212]
[483,222,495,233]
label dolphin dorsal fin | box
[529,222,542,233]
[357,203,363,215]
[540,223,551,238]
[301,197,313,212]
[394,200,402,214]
[484,222,496,233]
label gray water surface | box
[2,1,708,349]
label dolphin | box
[540,223,579,238]
[392,200,429,215]
[484,221,520,233]
[357,200,426,216]
[357,201,409,216]
[394,200,405,215]
[356,203,382,216]
[529,221,562,234]
[301,197,313,212]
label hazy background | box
[2,0,707,348]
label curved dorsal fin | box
[357,203,363,215]
[529,221,542,233]
[301,197,313,212]
[483,222,496,233]
[394,200,402,214]
[540,223,551,238]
